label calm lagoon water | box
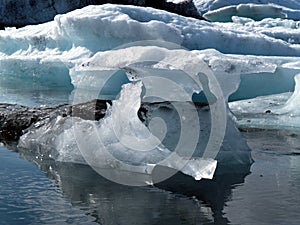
[1,129,300,225]
[0,145,97,225]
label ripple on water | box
[0,146,97,225]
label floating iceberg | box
[230,73,300,130]
[203,4,286,22]
[3,3,300,185]
[194,0,300,17]
[19,82,220,185]
[14,42,252,183]
[1,4,300,57]
[1,4,300,104]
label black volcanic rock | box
[0,0,203,28]
[0,100,109,142]
[147,0,203,19]
[0,99,153,142]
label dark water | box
[1,130,300,225]
[0,145,96,225]
[0,144,229,225]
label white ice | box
[2,3,300,179]
[0,4,300,102]
[19,82,218,183]
[1,4,300,57]
[203,4,286,22]
[194,0,300,17]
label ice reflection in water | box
[0,145,97,225]
[225,130,300,224]
[1,142,250,225]
[3,129,300,224]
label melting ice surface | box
[19,81,217,184]
[17,43,256,183]
[230,62,300,130]
[1,3,300,181]
[1,2,300,224]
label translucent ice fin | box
[275,74,300,115]
[74,81,217,182]
[157,154,217,180]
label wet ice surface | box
[229,92,300,130]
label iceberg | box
[194,0,300,16]
[230,73,300,130]
[19,81,252,184]
[19,82,219,185]
[1,4,300,103]
[203,4,286,22]
[2,2,300,224]
[3,3,300,185]
[1,4,300,58]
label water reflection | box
[4,143,251,225]
[224,130,300,224]
[3,130,300,224]
[0,145,97,225]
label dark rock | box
[0,99,152,143]
[0,100,109,142]
[0,0,203,28]
[145,0,203,19]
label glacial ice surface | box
[1,4,300,57]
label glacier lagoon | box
[1,1,300,224]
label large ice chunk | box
[229,74,300,130]
[19,82,218,184]
[203,4,286,22]
[1,4,300,57]
[1,4,300,107]
[194,0,300,15]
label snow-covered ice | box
[1,4,300,100]
[1,4,300,57]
